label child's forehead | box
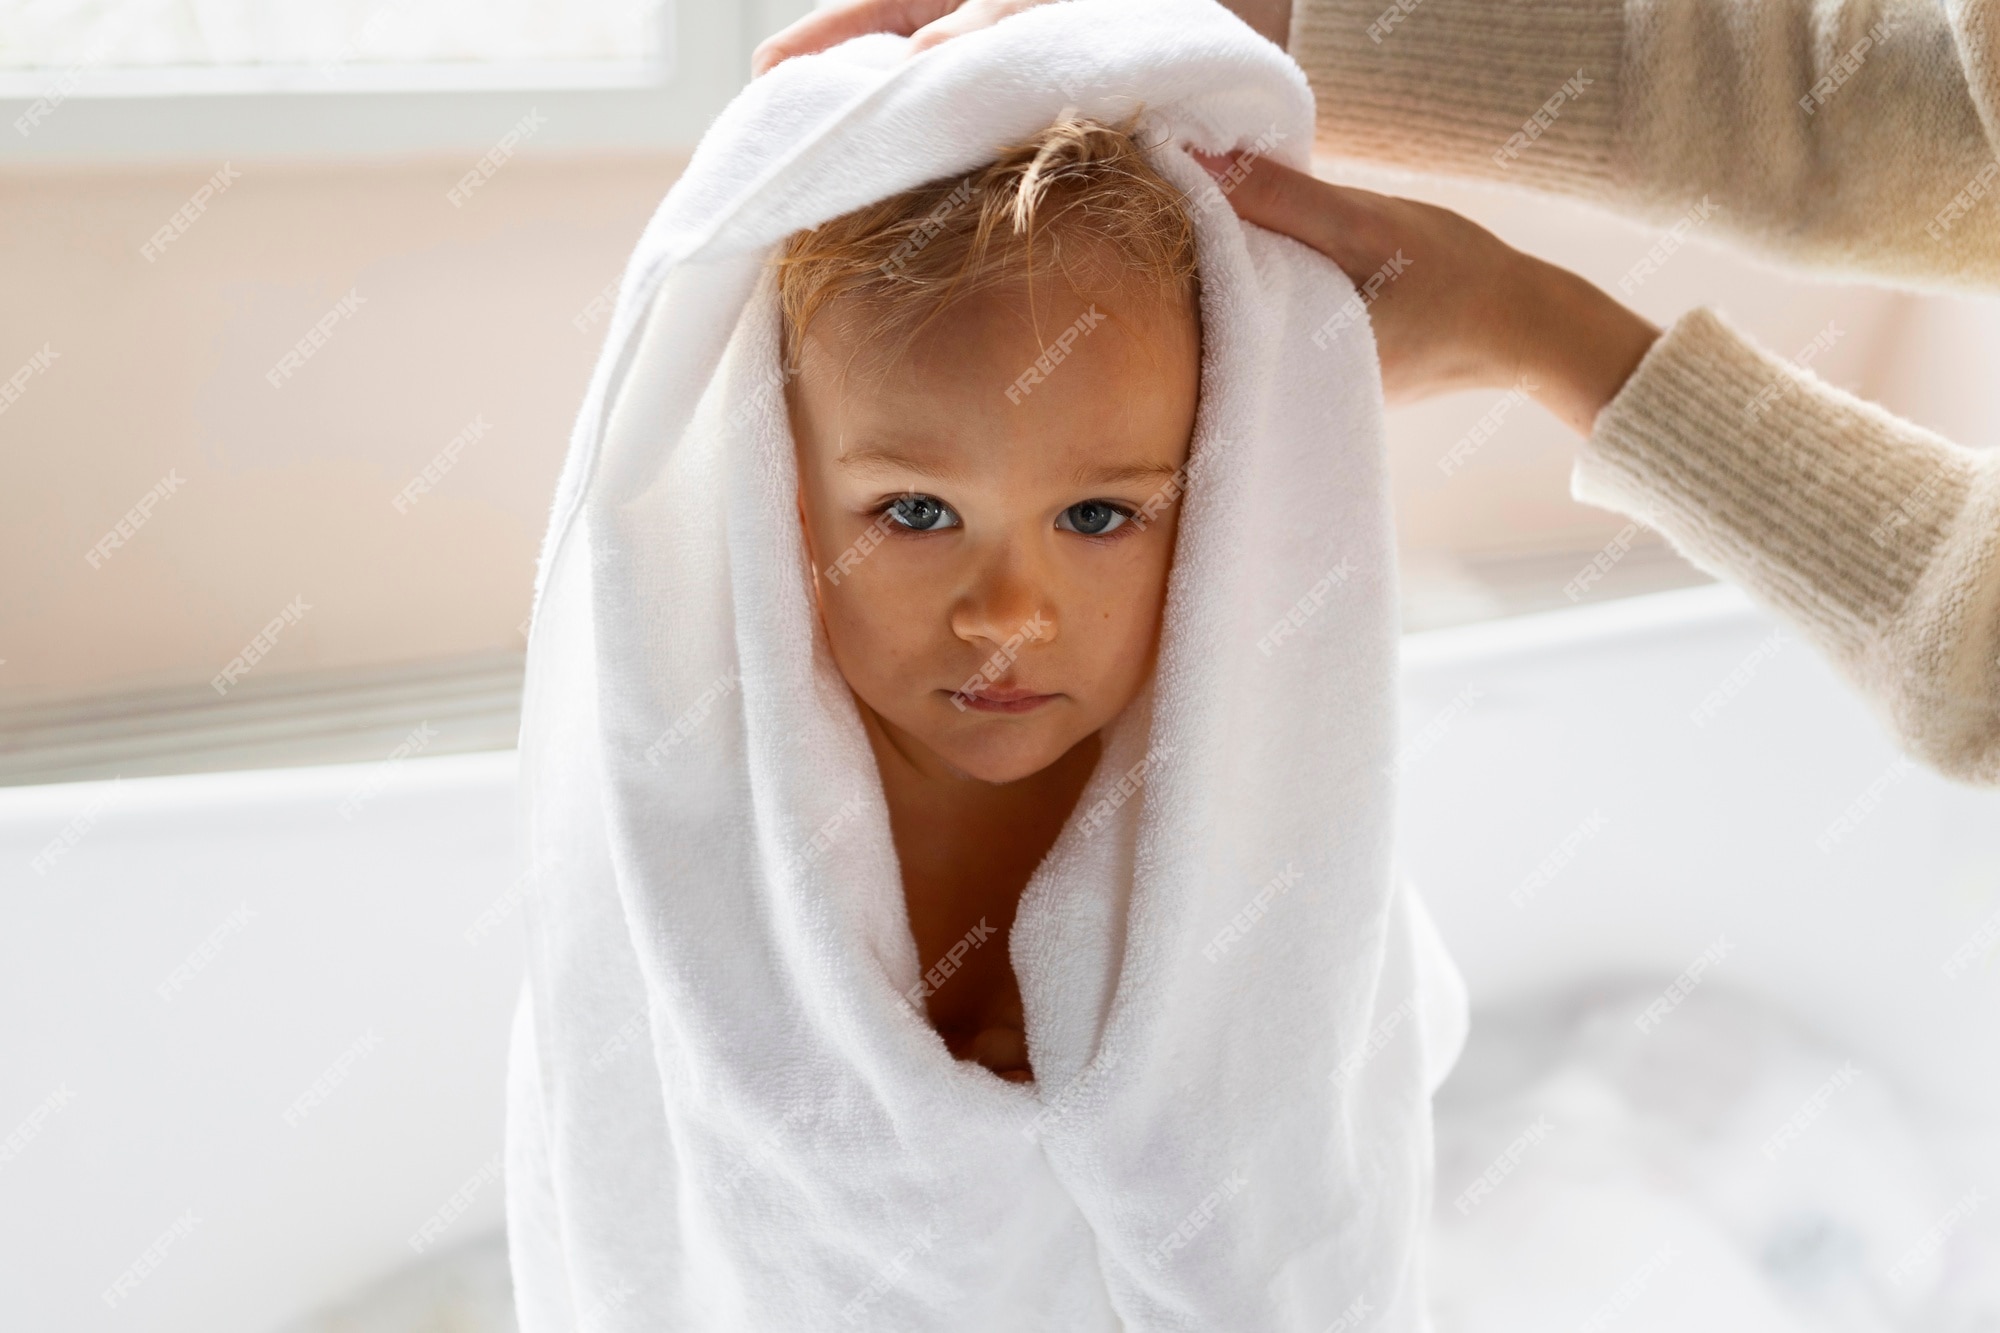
[785,259,1201,483]
[798,338,1197,493]
[830,425,1188,486]
[815,294,1191,409]
[804,271,1198,391]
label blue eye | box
[882,493,959,532]
[1057,500,1132,537]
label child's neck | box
[858,705,1102,1082]
[859,706,1101,894]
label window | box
[0,0,670,95]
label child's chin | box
[931,727,1070,786]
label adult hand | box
[752,0,1042,76]
[1190,149,1660,434]
[749,0,1654,434]
[751,0,1293,77]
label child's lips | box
[948,685,1059,714]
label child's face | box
[789,259,1200,786]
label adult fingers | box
[1189,146,1542,404]
[751,0,962,75]
[1188,149,1398,281]
[906,0,1060,55]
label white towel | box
[504,1,1469,1328]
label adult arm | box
[1577,308,2000,784]
[1199,152,2000,786]
[1275,0,2000,783]
[1288,0,2000,291]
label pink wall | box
[1,153,685,704]
[3,150,1992,703]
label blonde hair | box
[771,110,1199,376]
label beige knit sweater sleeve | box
[1288,0,2000,783]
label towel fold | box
[504,1,1469,1327]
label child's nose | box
[950,548,1059,654]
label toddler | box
[774,112,1201,1083]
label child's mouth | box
[949,687,1059,714]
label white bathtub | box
[0,746,527,1333]
[1396,585,2000,1328]
[4,583,1997,1331]
[1395,583,2000,1125]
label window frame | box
[0,0,809,162]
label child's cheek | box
[820,574,934,680]
[1095,543,1174,684]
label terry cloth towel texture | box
[503,1,1470,1329]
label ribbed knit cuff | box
[1573,305,1980,660]
[1288,0,1623,198]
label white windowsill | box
[0,0,810,164]
[0,566,1715,789]
[0,60,670,99]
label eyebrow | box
[837,445,1184,488]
